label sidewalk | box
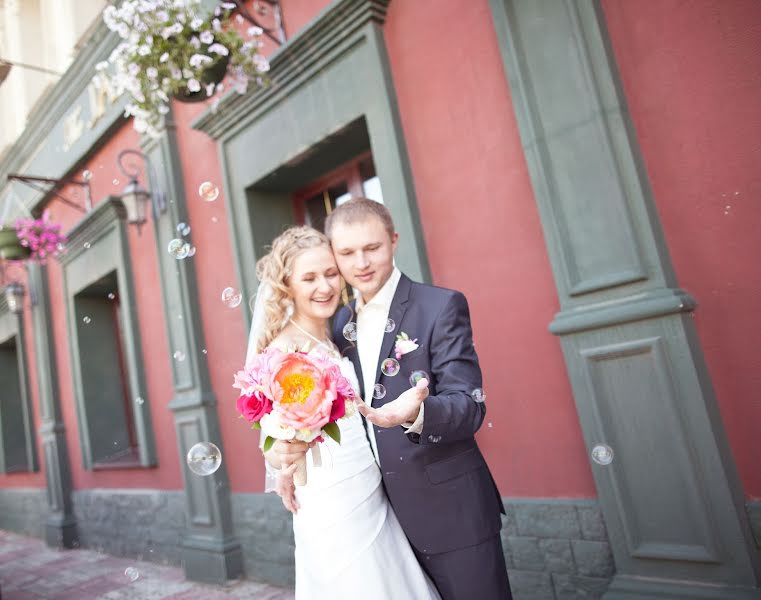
[0,530,295,600]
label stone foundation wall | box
[501,499,613,599]
[0,488,46,538]
[3,487,759,599]
[72,489,186,566]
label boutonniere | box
[394,332,419,360]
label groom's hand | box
[358,379,429,428]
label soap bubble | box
[221,287,242,308]
[373,384,386,399]
[385,318,395,333]
[409,370,429,387]
[124,567,139,581]
[168,238,188,259]
[173,350,186,362]
[186,442,222,476]
[471,388,485,403]
[591,444,614,466]
[198,181,220,202]
[342,322,357,342]
[381,358,400,377]
[176,222,191,236]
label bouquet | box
[233,347,357,486]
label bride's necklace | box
[289,318,334,352]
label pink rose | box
[329,396,346,421]
[236,391,273,422]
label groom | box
[326,198,511,599]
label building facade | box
[0,1,760,599]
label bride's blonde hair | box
[254,225,331,352]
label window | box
[293,153,384,231]
[0,300,37,474]
[74,272,139,468]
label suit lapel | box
[340,301,365,400]
[374,274,412,386]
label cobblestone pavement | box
[0,530,295,600]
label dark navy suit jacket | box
[332,273,504,555]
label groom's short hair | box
[325,197,395,240]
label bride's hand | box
[272,439,309,469]
[357,379,429,428]
[276,463,300,514]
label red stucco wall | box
[5,0,756,507]
[383,0,596,497]
[603,0,761,499]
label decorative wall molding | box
[194,0,391,139]
[28,262,78,548]
[143,112,242,584]
[488,0,761,597]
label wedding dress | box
[290,352,440,600]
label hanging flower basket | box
[101,1,270,137]
[0,226,31,261]
[173,55,230,103]
[13,211,67,262]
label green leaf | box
[262,436,275,453]
[323,422,341,445]
[251,421,261,430]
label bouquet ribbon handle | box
[293,443,321,487]
[294,455,307,486]
[311,444,322,468]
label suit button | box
[428,434,441,443]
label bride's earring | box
[285,297,295,319]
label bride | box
[245,226,440,600]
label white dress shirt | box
[356,268,423,464]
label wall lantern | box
[116,149,166,234]
[4,281,24,314]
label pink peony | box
[233,346,285,397]
[271,353,337,431]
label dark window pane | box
[304,181,349,231]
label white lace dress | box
[290,355,440,600]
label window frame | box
[59,196,155,470]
